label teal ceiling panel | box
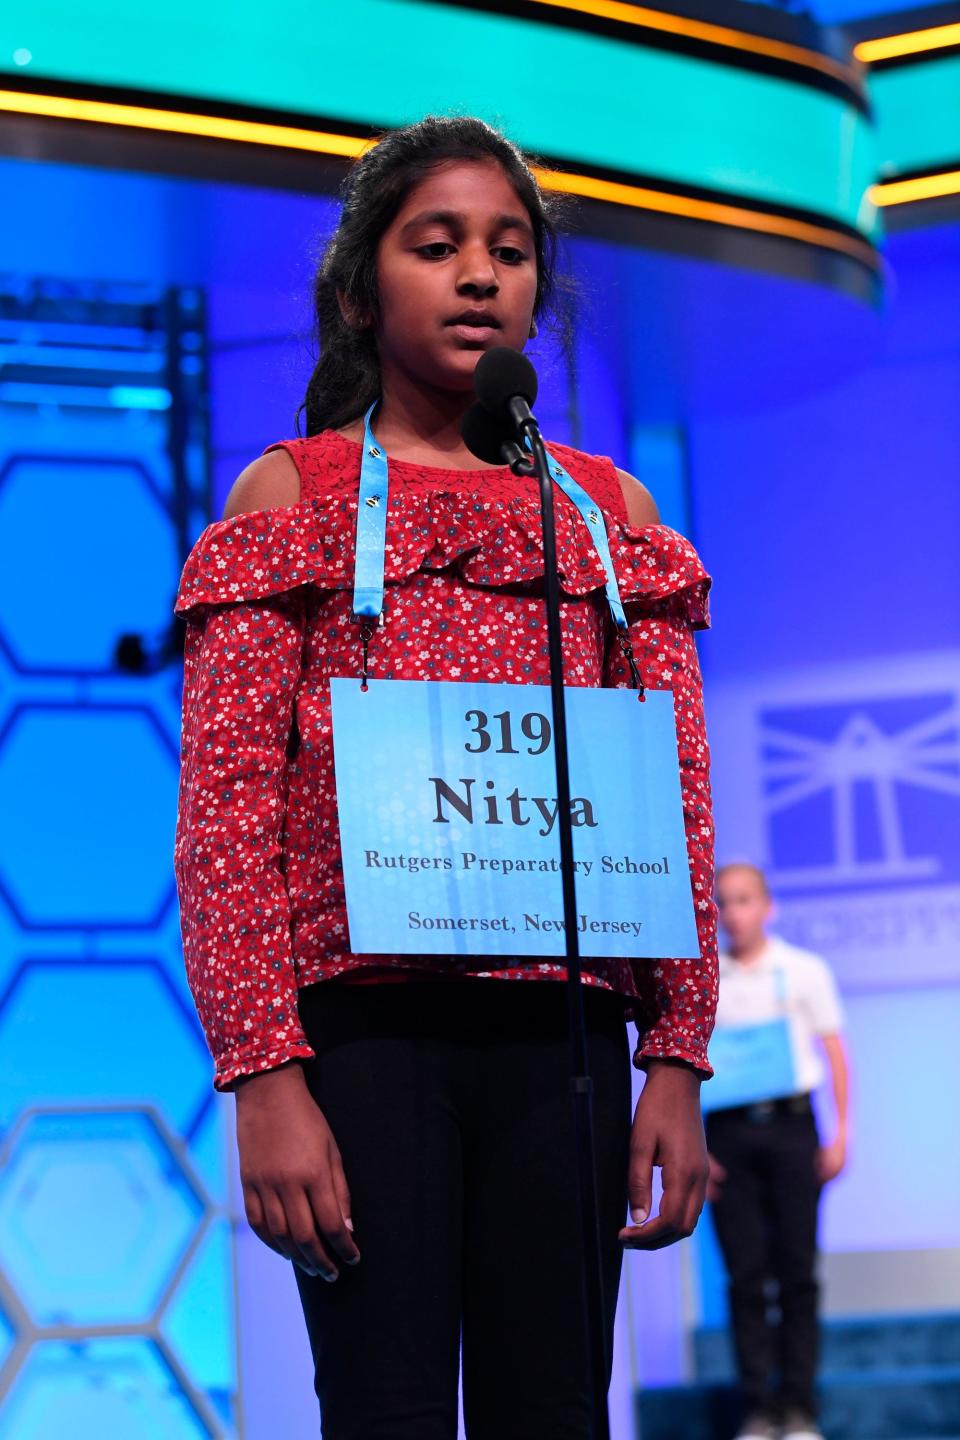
[872,54,960,179]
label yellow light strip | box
[870,169,960,206]
[0,88,877,267]
[0,88,370,158]
[854,22,960,64]
[525,0,862,87]
[535,166,877,268]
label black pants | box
[706,1100,821,1418]
[294,980,632,1440]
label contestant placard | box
[701,1020,799,1113]
[330,679,700,959]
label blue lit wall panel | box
[0,276,240,1434]
[0,455,178,672]
[629,427,692,536]
[0,709,176,928]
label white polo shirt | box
[715,935,845,1095]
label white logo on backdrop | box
[708,657,960,987]
[760,697,960,892]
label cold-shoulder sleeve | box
[174,515,315,1090]
[603,524,718,1076]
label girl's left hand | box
[816,1134,847,1184]
[619,1059,709,1251]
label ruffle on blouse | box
[175,492,711,627]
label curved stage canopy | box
[851,7,960,226]
[1,0,886,290]
[0,0,955,378]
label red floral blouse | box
[174,431,718,1090]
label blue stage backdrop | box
[0,147,958,1438]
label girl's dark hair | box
[299,115,567,436]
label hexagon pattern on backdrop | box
[0,1337,214,1440]
[0,285,238,1436]
[0,454,178,675]
[0,1112,206,1327]
[0,705,177,929]
[0,961,209,1136]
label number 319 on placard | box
[463,709,552,756]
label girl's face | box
[373,158,539,397]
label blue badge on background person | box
[330,678,700,960]
[702,973,799,1112]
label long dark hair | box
[299,115,568,436]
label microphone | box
[460,400,533,474]
[473,346,539,437]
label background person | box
[708,863,849,1440]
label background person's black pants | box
[294,979,633,1440]
[706,1097,822,1419]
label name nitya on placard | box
[423,701,598,838]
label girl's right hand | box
[234,1064,360,1280]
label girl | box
[175,116,717,1439]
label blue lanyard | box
[774,968,788,1009]
[353,403,629,630]
[352,407,390,620]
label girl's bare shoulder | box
[222,449,301,519]
[615,468,660,526]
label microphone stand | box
[505,412,612,1440]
